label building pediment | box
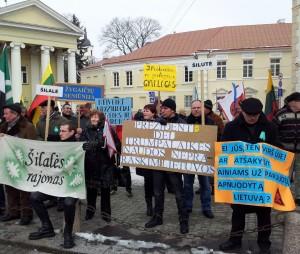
[0,0,83,36]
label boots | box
[29,223,55,240]
[63,225,75,249]
[145,215,163,228]
[145,198,153,217]
[85,206,95,220]
[179,219,189,234]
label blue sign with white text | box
[57,84,103,102]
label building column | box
[67,49,77,83]
[293,0,300,91]
[10,42,25,103]
[56,49,65,83]
[40,45,54,77]
[30,47,40,99]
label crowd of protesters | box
[0,92,299,254]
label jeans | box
[183,174,211,211]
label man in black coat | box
[145,98,189,234]
[219,98,279,254]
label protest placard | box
[143,64,176,92]
[0,135,86,199]
[214,141,295,211]
[95,97,132,125]
[57,83,104,102]
[121,120,217,175]
[36,84,63,97]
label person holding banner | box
[81,110,121,222]
[0,103,37,225]
[219,98,279,254]
[135,104,157,216]
[145,98,189,234]
[29,121,78,249]
[274,92,300,205]
[183,100,215,219]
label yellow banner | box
[143,64,176,92]
[214,141,295,211]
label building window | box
[168,96,176,102]
[184,95,193,108]
[270,58,280,76]
[126,71,133,86]
[21,66,28,84]
[243,59,253,78]
[217,61,226,79]
[113,72,119,87]
[184,66,193,82]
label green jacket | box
[36,112,66,141]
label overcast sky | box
[2,0,293,58]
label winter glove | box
[82,142,92,151]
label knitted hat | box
[3,103,22,114]
[161,98,176,111]
[284,92,300,104]
[204,99,213,110]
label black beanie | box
[161,98,176,111]
[204,99,213,110]
[284,92,300,104]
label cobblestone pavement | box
[0,183,284,254]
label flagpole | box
[44,96,51,141]
[200,70,205,125]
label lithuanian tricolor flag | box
[264,70,278,121]
[28,64,55,125]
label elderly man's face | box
[242,111,260,125]
[288,101,300,113]
[191,101,202,117]
[3,108,18,123]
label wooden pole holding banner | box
[200,70,205,126]
[156,91,161,115]
[44,96,51,141]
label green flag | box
[0,45,13,107]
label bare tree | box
[100,17,161,55]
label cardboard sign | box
[57,83,103,102]
[36,85,63,97]
[214,141,295,211]
[121,120,217,175]
[143,64,176,92]
[188,58,217,71]
[95,97,132,125]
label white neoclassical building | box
[0,0,83,105]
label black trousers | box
[153,171,187,221]
[122,166,132,192]
[86,187,111,216]
[230,204,271,249]
[0,184,5,209]
[30,192,77,232]
[144,174,154,200]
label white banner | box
[188,58,217,71]
[36,84,63,97]
[0,135,86,199]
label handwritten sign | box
[95,98,132,125]
[121,121,217,175]
[143,64,176,92]
[214,141,295,211]
[57,84,103,102]
[36,85,63,97]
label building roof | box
[85,23,291,69]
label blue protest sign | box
[95,97,132,125]
[57,83,104,102]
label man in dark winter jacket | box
[273,92,300,205]
[219,98,279,254]
[29,121,78,249]
[0,103,37,225]
[183,100,215,219]
[145,98,189,234]
[61,103,77,128]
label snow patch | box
[76,232,170,250]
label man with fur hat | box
[145,98,189,234]
[274,92,300,205]
[204,99,224,140]
[219,98,279,254]
[0,103,37,225]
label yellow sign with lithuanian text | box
[214,141,295,211]
[143,64,176,92]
